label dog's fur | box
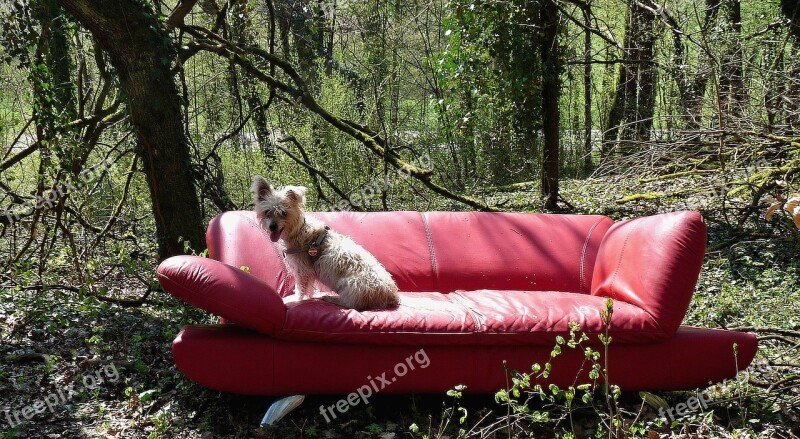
[251,175,400,310]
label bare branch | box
[165,0,199,27]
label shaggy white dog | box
[251,175,400,310]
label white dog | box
[251,176,400,310]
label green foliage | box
[1,0,799,436]
[438,0,561,186]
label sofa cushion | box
[157,255,285,334]
[313,211,436,292]
[207,211,614,296]
[276,290,667,345]
[423,212,613,294]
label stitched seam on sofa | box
[240,212,291,298]
[607,220,667,336]
[274,327,668,337]
[420,212,438,289]
[280,329,479,336]
[608,219,640,293]
[580,217,606,294]
[448,292,483,332]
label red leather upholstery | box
[158,255,285,333]
[206,211,294,297]
[204,211,613,296]
[591,211,707,335]
[278,290,664,345]
[172,324,757,394]
[157,210,758,393]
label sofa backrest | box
[207,211,613,297]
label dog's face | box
[251,175,307,242]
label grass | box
[1,174,799,438]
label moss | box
[615,192,665,204]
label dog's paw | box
[319,295,346,307]
[294,288,309,300]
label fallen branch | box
[4,352,52,364]
[165,0,198,27]
[486,181,538,193]
[616,188,700,204]
[17,283,156,308]
[181,27,499,212]
[637,169,714,183]
[728,326,800,339]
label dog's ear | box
[285,186,307,205]
[251,175,274,201]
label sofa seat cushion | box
[276,290,667,346]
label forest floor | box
[1,174,800,439]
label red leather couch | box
[157,210,757,395]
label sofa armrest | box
[590,211,706,336]
[157,256,285,334]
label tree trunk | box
[602,2,657,152]
[634,9,658,142]
[603,4,636,152]
[719,0,744,118]
[583,3,593,175]
[55,0,206,259]
[32,0,77,122]
[228,0,276,163]
[781,0,800,134]
[789,40,800,132]
[540,0,560,210]
[670,0,721,129]
[781,0,800,41]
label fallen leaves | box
[764,193,800,229]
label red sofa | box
[157,210,757,395]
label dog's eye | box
[266,209,285,218]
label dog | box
[251,175,400,310]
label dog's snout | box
[269,222,278,231]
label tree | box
[582,0,593,175]
[603,2,658,153]
[718,0,744,118]
[55,0,206,259]
[780,0,800,131]
[540,0,561,209]
[781,0,800,40]
[440,0,547,186]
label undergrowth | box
[2,174,799,438]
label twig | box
[4,352,52,364]
[17,283,156,308]
[728,327,800,338]
[82,156,138,257]
[165,0,199,27]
